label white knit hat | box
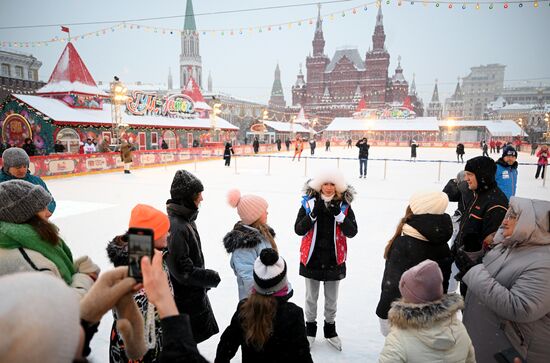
[0,272,81,363]
[409,191,449,215]
[308,168,347,194]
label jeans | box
[359,159,368,176]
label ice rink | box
[46,145,547,362]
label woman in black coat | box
[166,170,221,344]
[375,191,453,336]
[223,142,234,167]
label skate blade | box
[326,337,342,351]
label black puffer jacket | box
[376,213,454,320]
[295,184,358,281]
[166,201,220,344]
[215,291,313,363]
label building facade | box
[444,80,464,119]
[180,0,202,88]
[0,49,45,101]
[426,80,443,119]
[462,64,505,120]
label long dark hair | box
[26,215,60,245]
[239,293,278,350]
[383,206,413,259]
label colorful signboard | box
[354,107,416,120]
[126,91,195,118]
[1,114,32,146]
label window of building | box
[151,132,158,148]
[1,63,10,77]
[15,66,24,79]
[163,130,177,149]
[56,128,81,154]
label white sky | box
[1,1,549,110]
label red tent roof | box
[47,42,97,86]
[356,98,367,112]
[183,77,205,103]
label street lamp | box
[518,118,524,139]
[211,103,222,142]
[110,76,128,146]
[545,113,550,142]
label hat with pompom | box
[253,248,287,295]
[227,189,268,225]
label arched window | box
[163,130,177,149]
[56,128,80,153]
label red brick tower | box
[364,6,390,108]
[305,4,330,108]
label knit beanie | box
[409,191,449,215]
[465,156,497,191]
[227,189,268,225]
[308,168,347,194]
[399,259,444,304]
[129,204,170,240]
[0,272,81,363]
[0,180,52,223]
[502,146,518,158]
[170,170,204,208]
[253,248,288,295]
[2,147,30,170]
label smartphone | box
[127,227,154,281]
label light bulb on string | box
[462,3,466,9]
[504,3,508,8]
[448,3,453,8]
[489,3,494,9]
[534,1,538,7]
[476,3,480,9]
[436,2,440,7]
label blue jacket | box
[495,159,518,200]
[0,169,56,213]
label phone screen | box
[128,232,153,281]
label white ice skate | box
[326,336,342,351]
[307,336,315,346]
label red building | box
[291,6,415,121]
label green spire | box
[184,0,196,31]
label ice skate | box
[306,321,317,347]
[324,321,342,351]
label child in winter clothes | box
[379,260,475,363]
[223,189,277,300]
[294,168,358,351]
[535,144,548,179]
[0,180,99,298]
[106,204,171,363]
[376,191,453,337]
[495,146,519,200]
[215,249,313,363]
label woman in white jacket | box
[379,260,475,363]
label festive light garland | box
[1,0,548,48]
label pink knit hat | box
[399,260,444,304]
[227,189,268,225]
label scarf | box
[402,224,428,242]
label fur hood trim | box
[302,181,356,204]
[222,222,275,253]
[388,294,464,330]
[106,234,128,267]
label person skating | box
[482,141,489,157]
[223,142,235,167]
[285,138,290,151]
[120,139,133,174]
[489,139,496,154]
[309,138,316,155]
[456,143,465,163]
[496,139,503,153]
[276,138,282,151]
[253,137,260,154]
[410,140,419,162]
[376,191,453,336]
[495,146,518,200]
[356,138,370,178]
[292,136,304,162]
[346,138,352,149]
[223,189,277,300]
[166,170,220,344]
[215,249,313,363]
[325,139,331,151]
[379,260,475,363]
[535,145,548,179]
[294,168,358,351]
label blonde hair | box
[251,220,278,252]
[384,206,413,259]
[239,293,278,350]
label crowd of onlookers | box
[1,140,549,363]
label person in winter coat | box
[294,168,358,351]
[535,144,548,179]
[356,137,370,178]
[489,139,496,153]
[215,249,313,363]
[223,189,276,300]
[285,138,290,151]
[276,138,282,151]
[379,260,475,363]
[22,137,36,156]
[495,146,518,200]
[1,147,56,213]
[309,138,316,155]
[166,170,221,343]
[252,137,260,154]
[482,141,489,157]
[292,136,304,161]
[121,139,133,174]
[0,180,99,298]
[107,204,171,363]
[223,142,235,167]
[83,138,97,154]
[456,143,465,163]
[496,139,503,153]
[325,139,331,151]
[161,140,169,150]
[456,197,550,363]
[97,137,110,153]
[410,140,419,161]
[376,191,454,336]
[453,156,508,296]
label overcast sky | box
[1,0,549,106]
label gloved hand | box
[80,266,138,323]
[116,293,147,360]
[310,198,324,218]
[74,255,101,280]
[454,248,483,281]
[328,201,341,216]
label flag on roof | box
[356,98,367,112]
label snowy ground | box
[46,145,548,362]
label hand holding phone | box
[127,228,154,282]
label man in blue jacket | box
[495,146,518,200]
[0,147,56,213]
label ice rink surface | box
[46,145,548,362]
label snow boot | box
[324,321,342,351]
[306,321,317,346]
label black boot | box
[306,321,317,346]
[324,321,342,351]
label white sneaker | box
[307,336,315,346]
[326,336,342,351]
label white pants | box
[304,278,340,323]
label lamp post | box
[210,103,222,142]
[110,76,127,146]
[545,113,550,142]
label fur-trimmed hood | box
[389,293,463,330]
[106,234,129,267]
[222,222,276,253]
[302,181,356,204]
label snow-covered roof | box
[325,117,440,132]
[37,81,107,96]
[440,120,526,137]
[263,120,311,133]
[499,103,535,111]
[326,48,365,73]
[13,94,238,130]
